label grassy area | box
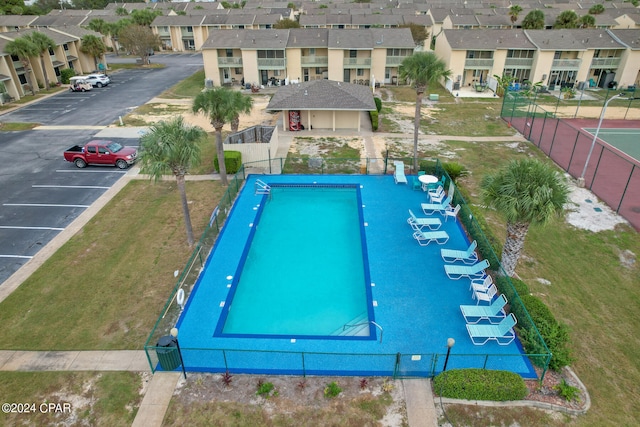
[0,372,142,426]
[0,122,40,131]
[0,180,223,350]
[159,69,205,99]
[108,62,164,71]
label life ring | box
[176,288,185,307]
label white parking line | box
[3,203,90,208]
[0,226,64,231]
[0,255,33,259]
[32,185,110,189]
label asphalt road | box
[0,53,203,285]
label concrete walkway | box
[403,379,439,427]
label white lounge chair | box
[473,283,498,305]
[460,294,508,324]
[407,209,442,231]
[394,161,407,184]
[441,240,478,264]
[420,196,452,215]
[466,313,517,345]
[444,259,490,280]
[412,230,450,246]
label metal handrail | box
[343,321,383,343]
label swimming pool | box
[173,175,537,378]
[215,184,375,339]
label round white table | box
[418,174,438,191]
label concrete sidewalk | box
[0,350,148,371]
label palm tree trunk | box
[215,127,229,186]
[22,60,36,96]
[500,221,530,277]
[413,90,424,171]
[231,115,239,133]
[176,174,195,247]
[39,55,50,90]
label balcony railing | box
[343,57,371,68]
[257,58,286,69]
[464,58,494,68]
[591,57,620,68]
[218,57,243,66]
[504,58,534,68]
[552,58,581,69]
[301,56,328,67]
[385,56,409,66]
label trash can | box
[156,335,181,371]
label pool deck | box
[175,174,535,378]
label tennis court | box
[583,128,640,163]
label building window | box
[309,48,315,55]
[316,67,322,75]
[226,49,233,57]
[18,74,27,84]
[357,68,364,76]
[257,50,284,59]
[48,47,54,55]
[63,44,69,51]
[274,70,280,76]
[350,50,357,58]
[235,68,242,74]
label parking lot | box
[0,53,203,285]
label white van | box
[69,76,93,92]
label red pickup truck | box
[64,140,138,169]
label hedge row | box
[215,150,242,174]
[433,369,528,401]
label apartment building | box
[201,28,416,87]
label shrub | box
[324,381,342,398]
[369,110,378,131]
[373,96,382,112]
[60,68,76,84]
[214,150,242,174]
[494,276,530,302]
[554,378,581,402]
[519,295,574,371]
[418,159,438,174]
[256,381,277,398]
[433,369,528,401]
[442,161,469,182]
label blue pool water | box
[174,175,537,379]
[215,185,374,338]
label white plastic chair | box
[444,204,461,222]
[473,283,497,305]
[469,275,493,292]
[429,187,446,204]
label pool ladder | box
[255,179,271,195]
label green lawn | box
[0,180,223,350]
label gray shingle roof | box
[266,79,376,111]
[609,28,640,50]
[443,29,536,50]
[287,29,330,47]
[525,29,624,50]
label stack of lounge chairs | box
[393,161,407,184]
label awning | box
[66,55,78,61]
[52,60,64,67]
[0,74,10,82]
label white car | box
[84,73,111,88]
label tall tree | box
[230,90,253,132]
[399,23,428,46]
[554,10,579,29]
[3,36,38,95]
[118,24,159,65]
[192,87,253,186]
[522,9,545,30]
[588,4,605,15]
[26,31,56,90]
[579,14,596,28]
[273,18,300,29]
[130,9,162,26]
[80,34,107,71]
[509,5,523,28]
[399,52,451,171]
[139,117,206,247]
[480,159,569,277]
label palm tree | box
[399,52,451,171]
[509,5,523,28]
[522,9,546,30]
[230,90,253,132]
[192,87,253,186]
[579,14,596,29]
[26,32,56,91]
[4,36,39,96]
[80,34,107,71]
[480,159,570,277]
[139,116,206,247]
[554,10,579,29]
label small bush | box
[214,150,242,174]
[324,381,342,398]
[369,110,379,131]
[442,161,469,182]
[256,381,277,398]
[554,378,581,402]
[373,96,382,112]
[221,371,233,387]
[60,68,76,84]
[433,369,528,401]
